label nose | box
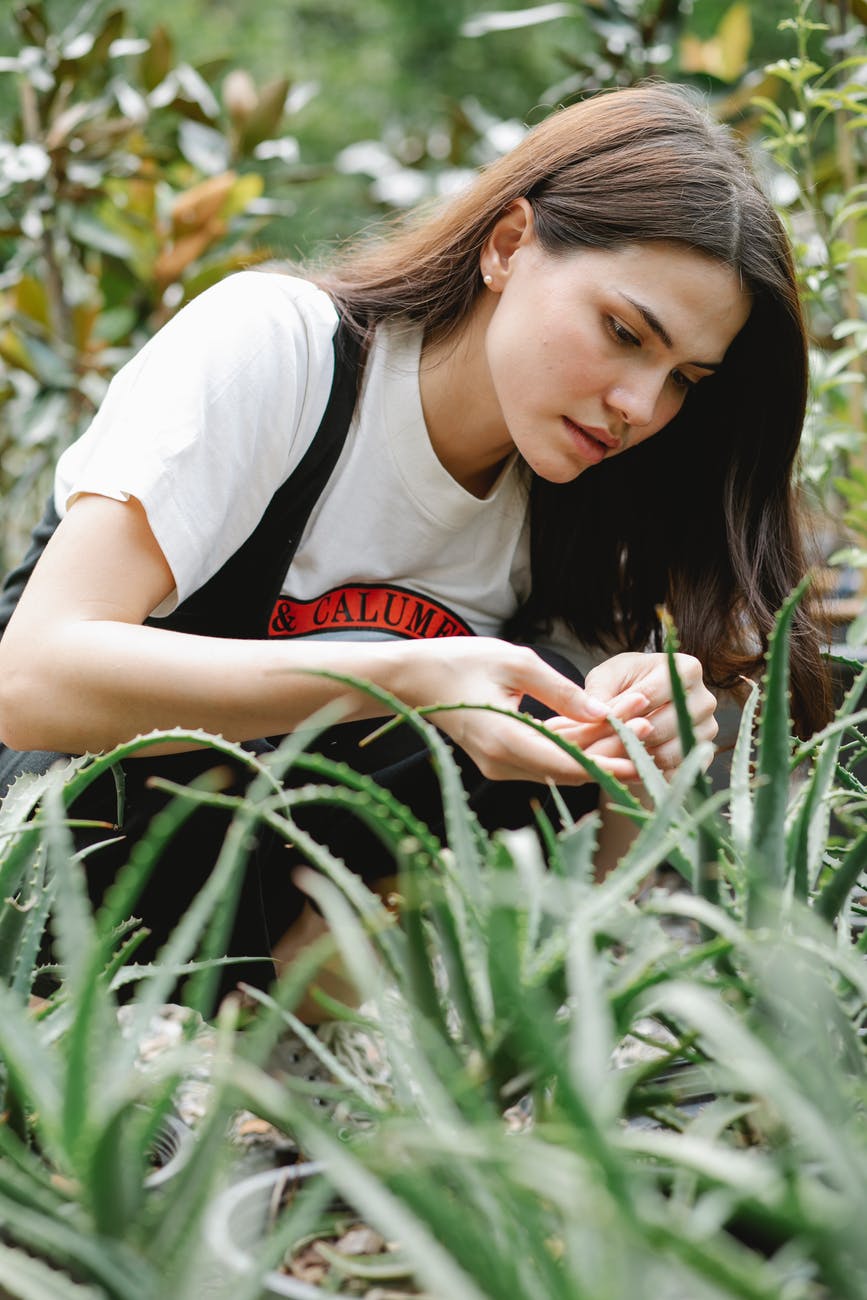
[605,371,667,432]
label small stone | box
[334,1224,386,1256]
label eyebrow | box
[617,293,722,372]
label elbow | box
[0,645,58,754]
[0,691,39,756]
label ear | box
[480,198,534,289]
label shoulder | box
[99,271,340,426]
[165,270,339,363]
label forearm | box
[0,618,410,754]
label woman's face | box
[480,212,752,483]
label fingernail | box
[585,694,609,718]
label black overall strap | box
[0,316,363,642]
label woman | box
[0,83,828,991]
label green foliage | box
[1,594,866,1296]
[229,594,867,1300]
[749,1,867,589]
[1,2,867,1286]
[66,597,832,1298]
[2,0,865,587]
[0,0,303,570]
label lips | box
[562,417,618,463]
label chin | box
[533,461,589,485]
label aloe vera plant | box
[1,587,867,1298]
[203,590,867,1300]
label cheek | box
[652,388,687,434]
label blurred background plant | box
[743,0,867,643]
[0,0,317,566]
[2,0,866,591]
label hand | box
[580,651,717,773]
[391,638,651,786]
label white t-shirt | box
[55,271,535,644]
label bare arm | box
[0,495,646,785]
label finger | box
[584,652,644,701]
[461,713,638,786]
[591,653,709,716]
[456,714,598,784]
[607,690,653,722]
[642,697,718,749]
[646,713,718,769]
[637,654,707,714]
[546,692,650,741]
[512,653,613,725]
[646,736,714,772]
[548,715,654,752]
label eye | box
[671,369,698,392]
[606,316,640,348]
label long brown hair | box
[313,83,830,736]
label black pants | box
[0,649,598,998]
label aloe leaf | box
[289,1122,492,1300]
[792,705,867,766]
[656,610,704,769]
[618,1126,783,1200]
[0,1239,106,1299]
[238,927,387,1074]
[485,941,632,1204]
[38,785,115,1170]
[239,983,385,1112]
[436,851,495,1034]
[420,701,643,810]
[505,826,547,965]
[84,1102,153,1238]
[11,880,55,1002]
[640,1205,794,1300]
[94,786,205,942]
[299,670,488,890]
[282,782,438,879]
[566,915,617,1123]
[186,709,358,1012]
[289,749,444,860]
[0,850,52,991]
[788,661,867,897]
[607,713,669,805]
[730,679,760,859]
[747,581,808,925]
[0,1191,153,1299]
[555,811,602,884]
[588,744,722,917]
[396,855,450,1033]
[640,979,861,1194]
[542,779,574,831]
[0,1127,70,1218]
[381,1158,571,1300]
[814,826,867,923]
[0,760,88,932]
[423,880,489,1055]
[659,612,727,913]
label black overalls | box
[0,319,597,996]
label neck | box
[418,298,515,498]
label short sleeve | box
[54,272,338,614]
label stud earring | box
[483,274,493,286]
